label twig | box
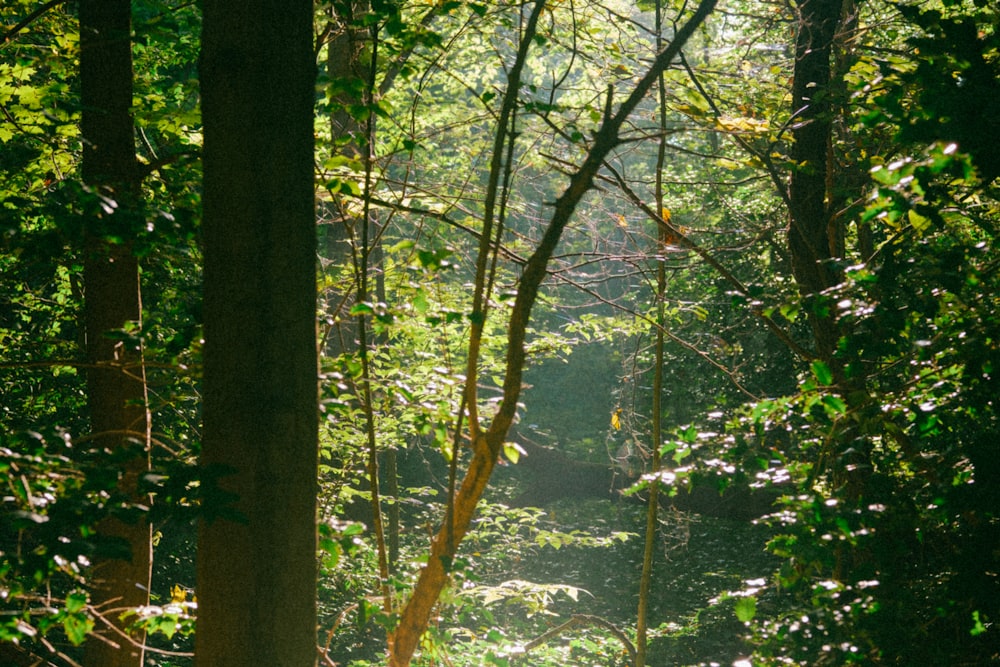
[514,614,637,666]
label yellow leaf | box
[908,208,931,232]
[503,441,526,464]
[170,584,187,603]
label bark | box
[787,0,876,522]
[637,6,672,652]
[321,0,367,358]
[79,2,151,665]
[196,2,318,665]
[787,0,845,362]
[387,1,719,663]
[328,0,369,156]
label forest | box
[2,0,999,665]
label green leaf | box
[811,360,834,386]
[734,596,757,622]
[349,303,374,316]
[62,611,94,646]
[65,592,87,614]
[413,290,429,314]
[324,177,361,196]
[971,610,988,637]
[822,394,847,416]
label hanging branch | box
[387,1,719,664]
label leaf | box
[62,612,94,646]
[811,360,834,386]
[734,596,757,622]
[349,303,374,316]
[65,592,87,614]
[971,610,988,637]
[170,584,187,603]
[502,441,525,464]
[388,239,415,253]
[413,290,429,315]
[822,395,847,416]
[324,177,361,196]
[907,208,932,232]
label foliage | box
[722,5,1000,656]
[3,0,1000,664]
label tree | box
[387,0,718,663]
[6,0,1000,664]
[79,2,151,664]
[786,0,845,364]
[196,1,318,665]
[735,2,1000,664]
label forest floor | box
[464,495,780,667]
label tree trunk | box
[387,2,718,663]
[637,4,671,654]
[79,2,151,665]
[787,0,845,362]
[196,2,318,665]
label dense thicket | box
[1,0,998,665]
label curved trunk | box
[387,1,719,663]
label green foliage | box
[1,428,136,653]
[879,2,1000,182]
[730,103,1000,667]
[4,0,1000,664]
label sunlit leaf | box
[502,441,525,464]
[734,596,757,622]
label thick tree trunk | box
[197,2,318,666]
[79,2,151,665]
[787,0,875,516]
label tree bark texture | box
[197,2,318,666]
[79,2,151,665]
[387,2,718,663]
[787,0,845,361]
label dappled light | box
[2,0,999,665]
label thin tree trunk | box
[322,0,368,358]
[387,2,718,663]
[79,2,151,664]
[356,24,392,610]
[636,3,671,659]
[196,1,318,665]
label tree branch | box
[386,1,719,664]
[514,614,636,665]
[2,0,72,44]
